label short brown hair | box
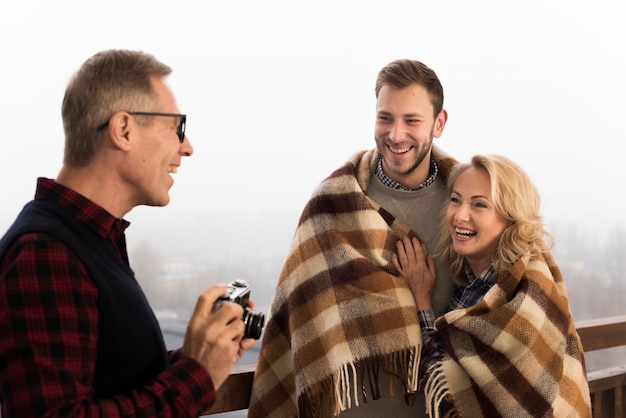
[61,49,172,166]
[375,59,444,118]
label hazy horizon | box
[2,0,624,265]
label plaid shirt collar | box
[35,177,129,242]
[449,262,498,311]
[375,156,439,191]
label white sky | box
[2,0,624,237]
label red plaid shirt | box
[0,178,215,417]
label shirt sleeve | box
[0,233,216,417]
[417,309,445,383]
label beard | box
[401,137,432,175]
[378,133,434,177]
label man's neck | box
[56,164,129,219]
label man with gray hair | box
[0,49,257,417]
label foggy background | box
[1,2,625,415]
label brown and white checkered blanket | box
[248,147,456,417]
[425,249,592,417]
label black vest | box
[0,200,169,397]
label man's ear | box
[106,112,133,151]
[433,108,448,138]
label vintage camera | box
[212,279,265,340]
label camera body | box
[215,278,252,308]
[213,279,265,340]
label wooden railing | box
[577,315,626,417]
[205,315,626,417]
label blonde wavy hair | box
[436,154,554,281]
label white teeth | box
[390,146,410,154]
[455,228,475,237]
[168,166,177,174]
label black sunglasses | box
[97,111,187,143]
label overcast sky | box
[2,0,624,242]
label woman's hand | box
[392,236,436,310]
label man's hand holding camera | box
[182,282,262,390]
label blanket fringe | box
[300,347,420,417]
[424,362,456,418]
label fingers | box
[406,236,421,264]
[183,291,248,389]
[426,254,436,276]
[240,338,257,351]
[391,253,401,271]
[237,337,258,359]
[205,285,246,325]
[392,236,438,311]
[186,285,247,351]
[182,284,268,390]
[394,237,413,270]
[394,236,425,267]
[191,284,228,318]
[395,239,407,262]
[405,236,425,260]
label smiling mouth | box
[388,144,412,154]
[455,228,476,238]
[168,166,177,174]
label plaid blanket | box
[248,147,456,417]
[425,249,592,417]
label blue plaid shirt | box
[417,263,497,414]
[418,263,498,376]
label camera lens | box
[242,308,265,340]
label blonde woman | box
[393,154,591,417]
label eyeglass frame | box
[96,111,187,143]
